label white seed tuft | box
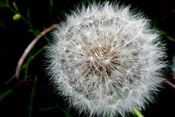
[46,2,167,117]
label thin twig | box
[15,23,63,82]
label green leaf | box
[132,107,144,117]
[0,89,13,101]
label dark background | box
[0,0,175,117]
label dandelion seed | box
[46,2,166,117]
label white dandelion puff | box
[46,2,166,117]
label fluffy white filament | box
[46,2,166,117]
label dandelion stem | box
[15,23,63,82]
[161,8,175,21]
[165,79,175,89]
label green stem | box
[29,82,36,117]
[49,0,53,16]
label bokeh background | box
[0,0,175,117]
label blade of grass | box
[132,107,144,117]
[27,7,32,28]
[29,82,36,117]
[5,74,17,84]
[160,31,175,42]
[0,89,13,101]
[49,0,53,16]
[37,104,71,117]
[0,82,21,101]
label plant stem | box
[15,23,64,81]
[29,81,36,117]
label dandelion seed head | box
[46,2,166,117]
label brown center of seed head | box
[85,44,119,76]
